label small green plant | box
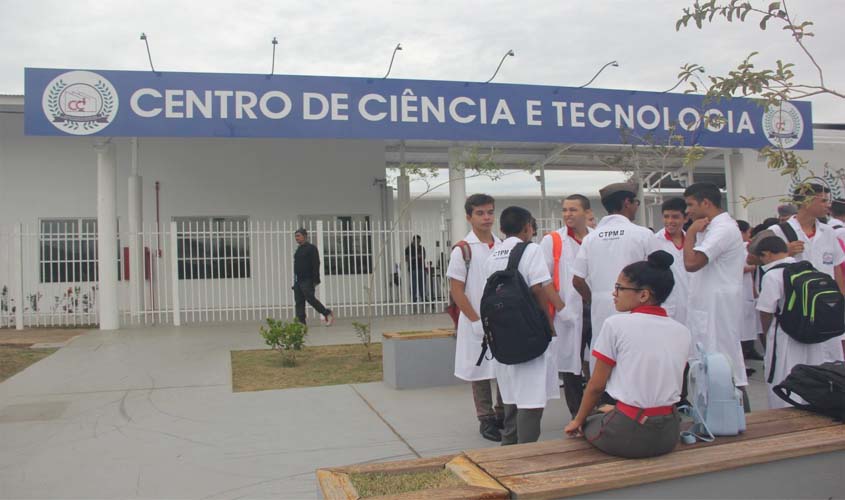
[352,321,373,361]
[259,318,308,366]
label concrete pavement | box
[0,314,769,499]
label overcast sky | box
[1,0,842,196]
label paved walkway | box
[0,315,769,499]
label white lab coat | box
[687,212,748,386]
[484,237,559,409]
[572,214,652,373]
[769,217,845,362]
[650,228,690,325]
[741,245,762,342]
[446,230,501,381]
[540,226,590,375]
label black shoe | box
[746,368,756,377]
[744,350,764,361]
[479,418,502,442]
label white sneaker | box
[325,312,335,327]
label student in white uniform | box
[766,183,845,363]
[564,251,691,458]
[738,220,764,362]
[829,199,845,241]
[650,197,690,325]
[683,182,750,411]
[540,194,592,418]
[750,234,828,409]
[572,182,652,374]
[484,206,561,445]
[446,193,504,442]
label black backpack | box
[476,242,552,366]
[767,260,845,382]
[773,362,845,422]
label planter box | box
[382,329,461,390]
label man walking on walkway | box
[293,228,334,326]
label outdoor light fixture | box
[383,43,403,79]
[139,32,157,74]
[485,49,515,83]
[270,37,279,77]
[578,60,619,88]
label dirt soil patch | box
[0,346,58,383]
[231,343,382,392]
[0,328,88,347]
[350,468,464,497]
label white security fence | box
[3,218,516,328]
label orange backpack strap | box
[452,240,472,270]
[550,231,563,291]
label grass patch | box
[0,346,58,383]
[350,468,463,497]
[231,343,382,392]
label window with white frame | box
[174,216,251,280]
[300,215,372,275]
[39,218,122,283]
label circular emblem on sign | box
[42,71,119,135]
[762,101,803,149]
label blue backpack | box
[681,344,746,442]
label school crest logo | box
[42,71,119,136]
[762,101,803,149]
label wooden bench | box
[317,408,845,499]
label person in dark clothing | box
[404,235,427,302]
[293,228,334,325]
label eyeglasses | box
[614,283,644,293]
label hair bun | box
[648,250,674,270]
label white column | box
[725,149,749,221]
[169,221,181,326]
[95,140,119,330]
[128,137,144,320]
[448,147,467,245]
[13,223,24,330]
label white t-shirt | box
[540,226,590,375]
[686,211,748,386]
[446,230,501,381]
[649,228,690,325]
[571,214,652,371]
[484,236,559,409]
[592,308,691,408]
[768,216,845,362]
[756,256,827,409]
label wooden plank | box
[316,470,358,500]
[369,485,509,500]
[467,437,594,464]
[382,330,455,340]
[446,455,508,493]
[501,426,845,499]
[480,412,840,478]
[325,454,456,475]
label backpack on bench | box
[773,361,845,422]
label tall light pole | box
[578,60,618,88]
[485,49,515,83]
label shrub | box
[260,318,308,366]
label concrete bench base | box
[382,329,462,390]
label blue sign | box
[25,67,812,149]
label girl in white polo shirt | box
[564,251,691,458]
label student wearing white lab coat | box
[766,184,845,363]
[446,194,503,442]
[572,182,652,374]
[484,206,562,445]
[540,194,592,418]
[565,250,691,458]
[738,220,764,361]
[683,182,750,411]
[649,197,690,326]
[750,234,828,409]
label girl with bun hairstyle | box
[564,250,692,458]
